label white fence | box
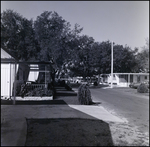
[28,84,47,90]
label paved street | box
[89,87,149,134]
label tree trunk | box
[98,74,100,85]
[50,70,57,86]
[37,65,45,83]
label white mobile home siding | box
[102,73,149,87]
[1,63,19,97]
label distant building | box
[101,73,149,87]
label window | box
[145,76,147,80]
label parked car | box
[81,79,88,85]
[129,81,149,89]
[73,77,83,83]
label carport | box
[1,60,54,105]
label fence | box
[30,84,46,89]
[23,83,47,91]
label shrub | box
[78,84,93,105]
[25,87,53,97]
[137,83,148,93]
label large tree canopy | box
[68,40,139,77]
[1,9,148,81]
[34,11,83,68]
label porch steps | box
[55,86,77,97]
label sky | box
[1,1,149,50]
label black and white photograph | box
[1,1,149,146]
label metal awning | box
[1,61,53,105]
[1,61,52,64]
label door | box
[1,64,10,97]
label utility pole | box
[111,41,113,88]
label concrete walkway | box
[1,87,127,146]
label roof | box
[102,73,149,76]
[1,48,16,62]
[1,48,15,59]
[114,73,149,75]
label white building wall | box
[1,63,19,97]
[140,75,148,82]
[133,75,137,83]
[1,64,10,97]
[115,74,120,85]
[103,73,149,87]
[133,75,148,83]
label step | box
[56,91,77,96]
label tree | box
[93,41,138,74]
[1,9,37,61]
[134,38,149,73]
[70,39,139,77]
[113,44,137,73]
[34,11,84,83]
[2,9,142,80]
[67,35,95,78]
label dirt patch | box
[109,122,149,146]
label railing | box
[26,84,47,90]
[20,83,48,97]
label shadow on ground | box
[2,93,111,146]
[25,118,114,146]
[89,84,109,89]
[1,99,67,105]
[56,90,77,96]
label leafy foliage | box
[113,44,138,73]
[134,38,149,73]
[1,9,37,61]
[137,83,148,93]
[78,84,93,105]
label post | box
[9,63,11,99]
[13,62,17,105]
[128,74,130,87]
[98,74,100,85]
[45,65,47,88]
[45,65,47,95]
[111,41,113,88]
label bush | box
[137,83,148,93]
[25,87,53,97]
[77,84,93,105]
